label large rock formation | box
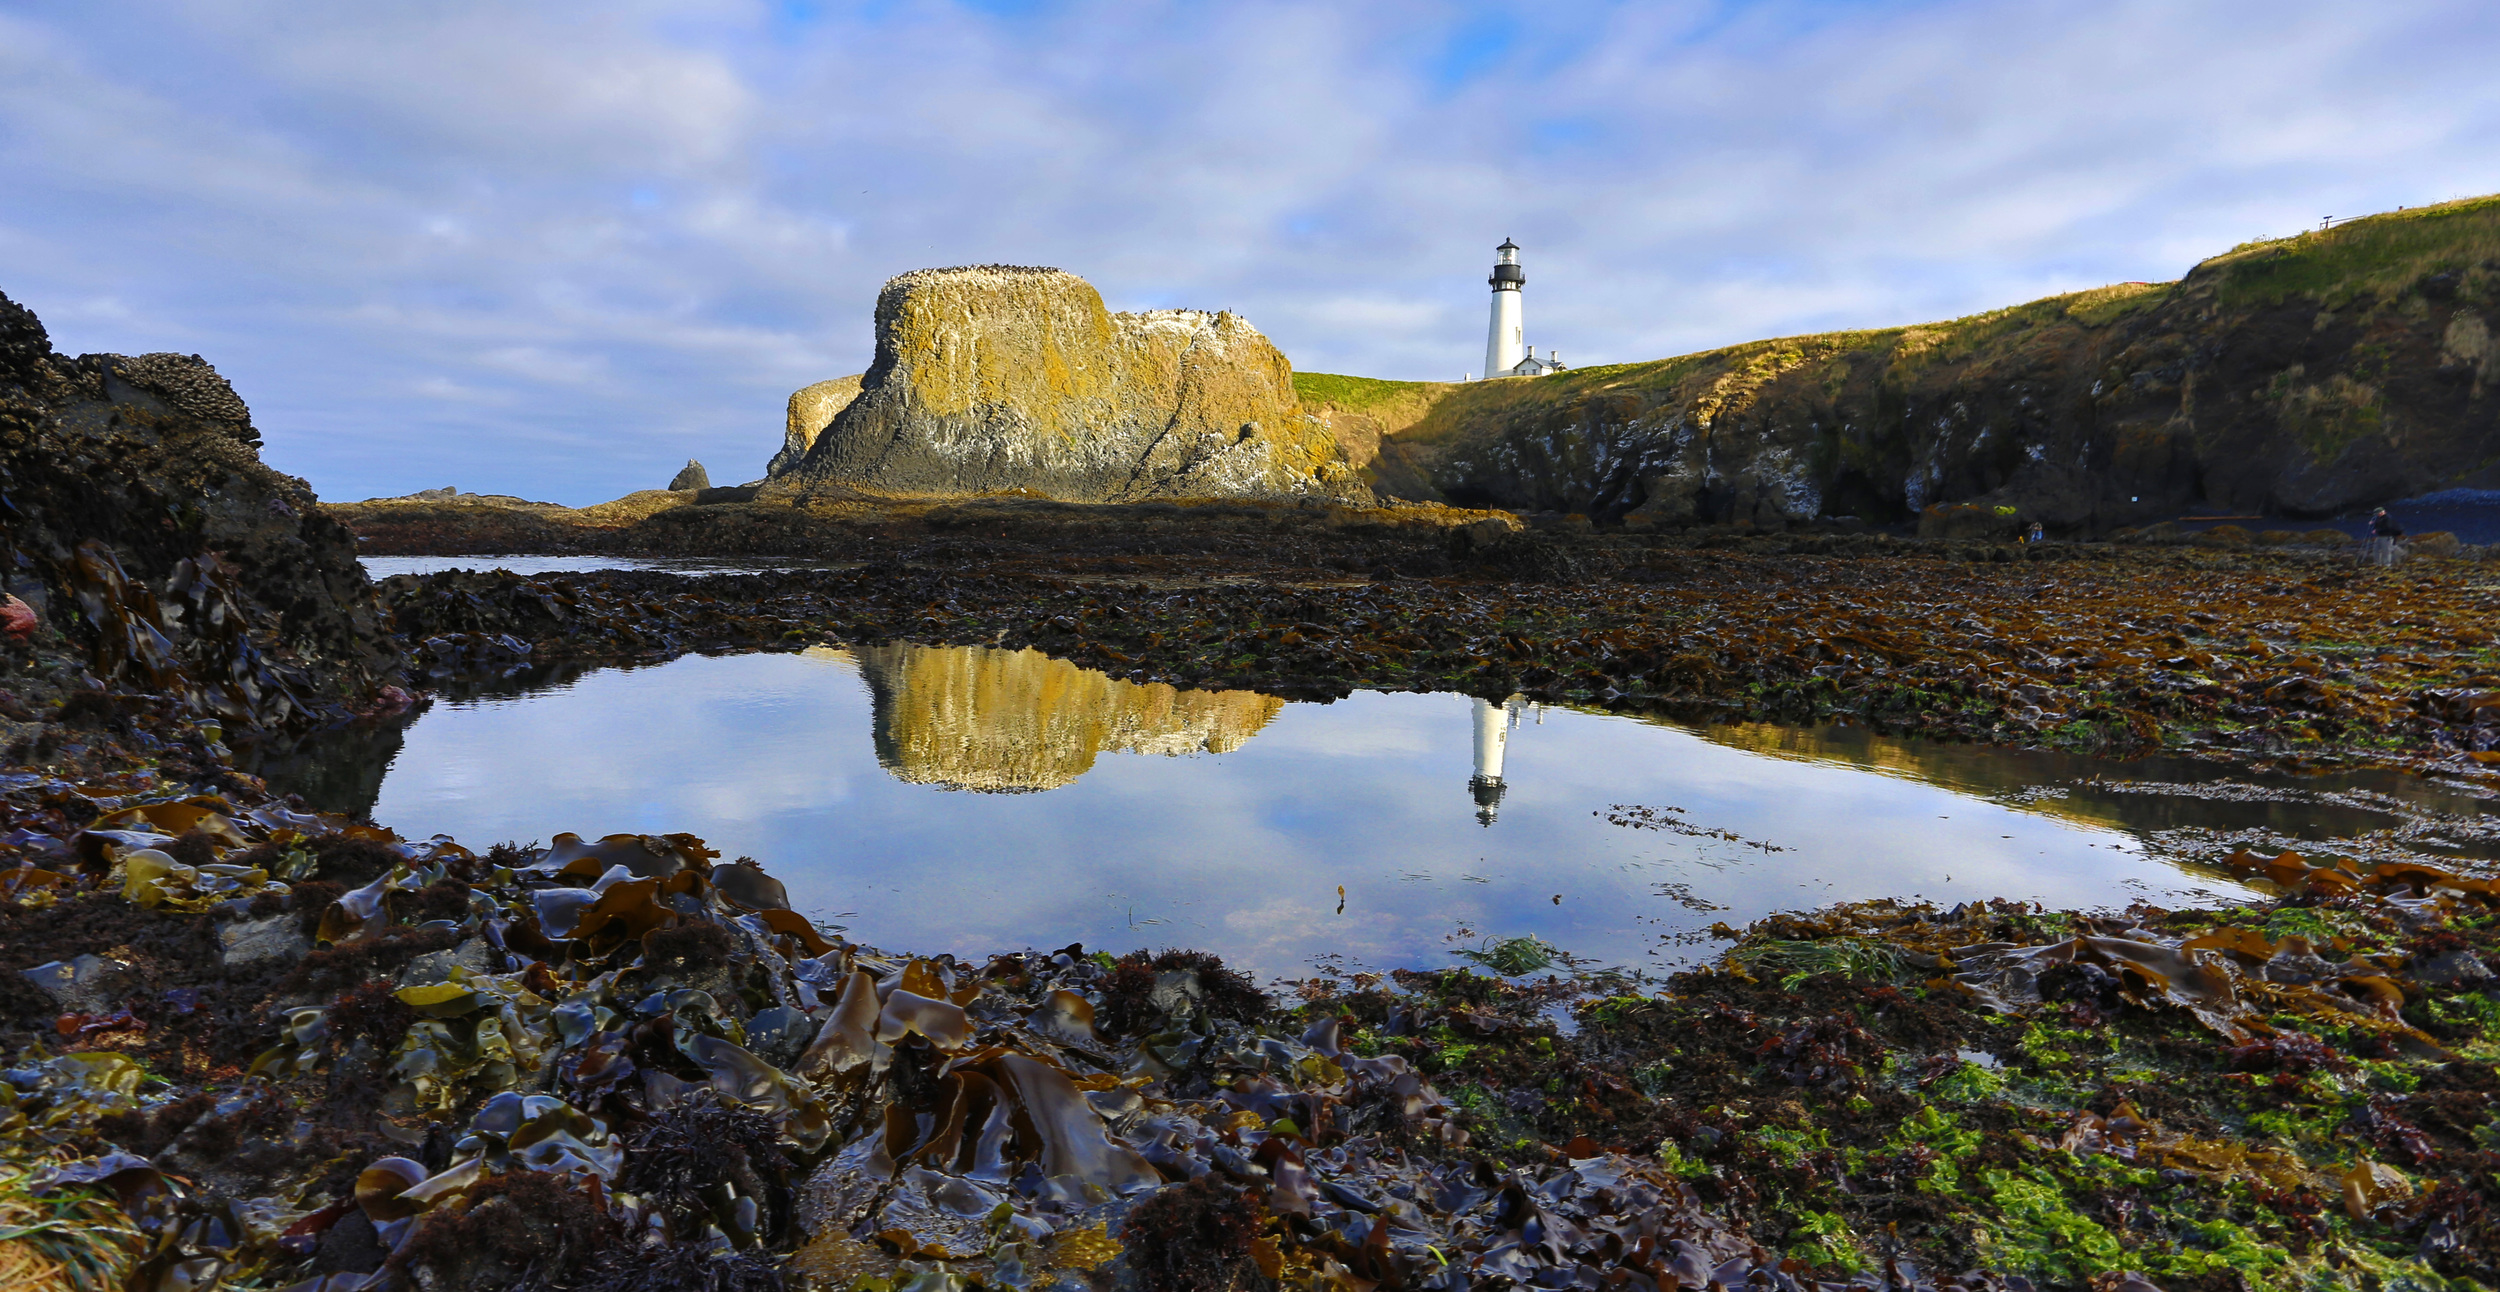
[0,289,401,724]
[851,641,1281,792]
[1332,194,2500,534]
[769,266,1360,503]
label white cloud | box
[3,0,2497,503]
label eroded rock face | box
[0,289,401,722]
[770,267,1360,503]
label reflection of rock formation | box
[853,643,1284,792]
[235,717,413,818]
[1469,696,1527,825]
[1691,720,2411,842]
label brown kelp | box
[6,744,2499,1292]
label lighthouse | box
[1483,239,1526,379]
[1468,695,1524,826]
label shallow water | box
[358,555,833,579]
[2171,493,2500,544]
[266,644,2500,981]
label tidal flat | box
[9,519,2500,1292]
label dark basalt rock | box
[0,288,402,725]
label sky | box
[5,1,2498,505]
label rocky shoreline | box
[5,605,2499,1292]
[357,527,2500,774]
[5,275,2500,1292]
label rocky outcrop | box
[774,375,862,477]
[769,267,1361,503]
[669,459,710,492]
[852,641,1281,792]
[0,289,401,724]
[1363,194,2500,534]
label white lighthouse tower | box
[1484,238,1526,379]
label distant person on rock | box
[2024,521,2045,544]
[2371,508,2404,538]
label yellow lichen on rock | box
[851,642,1283,792]
[775,374,863,476]
[771,266,1362,503]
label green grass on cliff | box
[2199,192,2500,307]
[1313,191,2500,453]
[1319,280,2180,448]
[1292,371,1444,412]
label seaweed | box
[1099,948,1268,1037]
[1456,934,1564,976]
[616,1092,792,1247]
[18,515,2500,1292]
[387,1168,621,1291]
[1121,1174,1267,1292]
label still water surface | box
[263,644,2430,981]
[359,556,838,578]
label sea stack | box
[768,265,1362,503]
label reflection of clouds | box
[1250,697,1446,760]
[1219,895,1410,967]
[369,649,2257,980]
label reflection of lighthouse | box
[1468,696,1525,826]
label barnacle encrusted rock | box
[769,266,1362,503]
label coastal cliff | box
[1312,194,2500,534]
[850,641,1281,791]
[770,266,1361,504]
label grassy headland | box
[1307,194,2500,531]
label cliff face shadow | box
[848,642,1284,792]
